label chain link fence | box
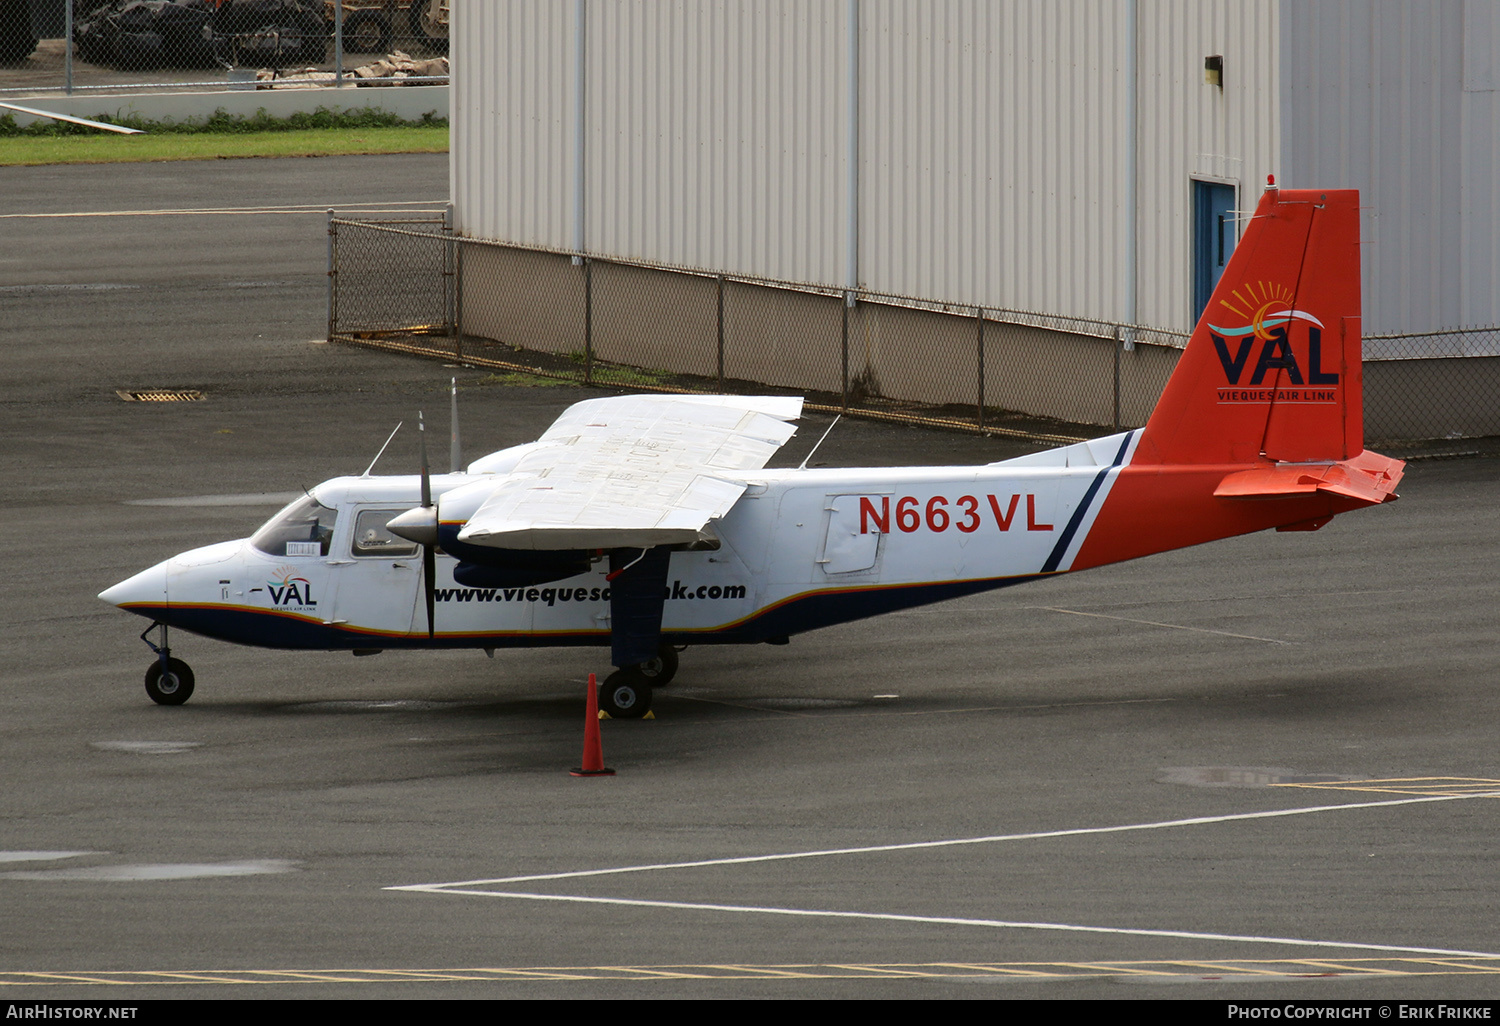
[0,1,448,95]
[328,216,1500,452]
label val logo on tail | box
[101,181,1402,720]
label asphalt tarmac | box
[2,155,1498,1000]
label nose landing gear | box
[140,622,195,706]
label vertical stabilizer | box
[1136,185,1363,466]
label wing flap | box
[457,395,802,550]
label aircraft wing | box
[456,395,803,550]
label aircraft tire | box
[341,9,391,55]
[634,644,680,687]
[599,670,652,719]
[144,658,195,706]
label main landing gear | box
[597,643,680,719]
[140,622,194,706]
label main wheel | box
[144,658,195,706]
[634,643,680,687]
[599,669,652,719]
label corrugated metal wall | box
[451,1,1278,328]
[453,2,1495,338]
[452,1,848,285]
[450,1,573,249]
[1281,0,1500,338]
[862,0,1279,325]
[859,1,1133,318]
[1135,0,1281,329]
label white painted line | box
[0,202,445,220]
[1,859,297,881]
[1030,606,1293,644]
[389,791,1500,891]
[394,888,1500,961]
[126,492,301,508]
[0,851,100,863]
[91,741,201,754]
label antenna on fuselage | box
[449,377,462,473]
[363,421,403,477]
[798,414,842,471]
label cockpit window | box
[251,495,338,557]
[351,509,419,557]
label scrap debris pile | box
[257,51,448,87]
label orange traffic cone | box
[570,672,615,777]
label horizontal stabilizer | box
[1215,450,1404,506]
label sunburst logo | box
[267,566,316,607]
[1210,280,1324,340]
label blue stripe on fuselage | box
[119,570,1047,653]
[1040,431,1135,573]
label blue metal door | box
[1193,181,1238,321]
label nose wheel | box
[145,658,195,706]
[140,622,195,706]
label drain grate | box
[116,389,204,402]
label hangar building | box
[441,1,1500,440]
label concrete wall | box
[459,243,584,358]
[457,243,1499,441]
[1364,356,1500,442]
[458,242,1168,430]
[4,83,447,127]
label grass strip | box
[0,125,448,165]
[0,106,448,164]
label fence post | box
[976,306,986,432]
[443,203,454,337]
[716,274,725,392]
[841,292,850,411]
[64,1,73,95]
[1113,324,1122,431]
[333,1,344,84]
[453,234,463,364]
[583,258,593,386]
[325,210,335,341]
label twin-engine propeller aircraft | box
[102,183,1404,717]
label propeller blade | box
[418,411,432,509]
[418,411,435,640]
[450,377,462,474]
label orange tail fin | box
[1068,183,1402,573]
[1137,184,1363,466]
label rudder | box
[1136,183,1362,466]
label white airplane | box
[101,182,1404,717]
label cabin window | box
[351,508,419,558]
[250,495,339,557]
